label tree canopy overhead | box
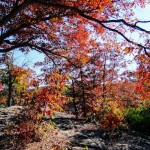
[0,0,150,58]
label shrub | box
[125,105,150,134]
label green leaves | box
[125,105,150,134]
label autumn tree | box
[0,52,34,106]
[62,38,122,120]
[134,53,150,103]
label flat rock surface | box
[50,113,150,150]
[0,108,150,150]
[0,106,23,131]
[0,106,25,150]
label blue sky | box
[135,4,150,21]
[13,4,150,75]
[125,4,150,71]
[13,50,45,74]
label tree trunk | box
[82,86,86,118]
[72,81,78,119]
[7,72,12,107]
[7,82,12,107]
[80,69,86,118]
[102,55,106,100]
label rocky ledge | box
[0,107,150,150]
[0,106,23,132]
[51,113,150,150]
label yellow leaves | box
[114,45,134,54]
[124,47,134,53]
[75,52,90,65]
[82,56,89,65]
[51,17,59,22]
[108,100,125,120]
[50,33,56,37]
[37,113,43,120]
[11,67,33,93]
[87,0,112,12]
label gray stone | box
[0,106,24,133]
[79,138,106,149]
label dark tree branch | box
[135,20,150,25]
[100,19,150,34]
[0,41,79,68]
[30,44,79,68]
[0,13,72,43]
[0,1,31,27]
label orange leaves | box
[37,88,64,116]
[48,70,68,89]
[0,96,6,103]
[30,79,40,87]
[65,0,112,11]
[74,25,89,47]
[76,52,90,65]
[108,100,125,120]
[124,47,134,53]
[100,100,125,131]
[51,17,59,23]
[116,47,121,53]
[101,113,121,131]
[12,66,32,80]
[98,0,112,12]
[134,72,150,101]
[36,70,70,116]
[134,54,150,101]
[80,0,112,11]
[113,45,134,54]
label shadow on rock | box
[52,117,85,130]
[69,128,107,150]
[0,133,26,150]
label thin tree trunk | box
[72,81,78,119]
[82,86,86,118]
[7,81,12,107]
[80,69,86,118]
